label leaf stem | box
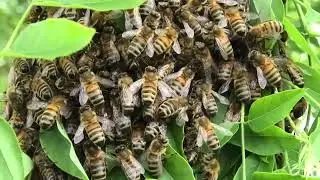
[2,2,34,52]
[284,151,293,174]
[240,103,246,180]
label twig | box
[240,103,246,180]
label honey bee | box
[184,120,200,165]
[193,81,230,116]
[139,0,156,19]
[290,98,307,120]
[204,0,227,27]
[125,8,143,30]
[115,145,145,180]
[224,6,247,36]
[83,141,107,180]
[39,60,59,81]
[158,96,189,126]
[118,73,135,115]
[129,66,176,106]
[194,41,215,84]
[123,11,161,59]
[14,58,34,74]
[153,25,181,55]
[39,96,68,130]
[217,61,234,82]
[225,102,241,122]
[202,152,220,180]
[176,6,203,38]
[17,128,38,153]
[144,121,167,142]
[31,76,55,101]
[57,57,78,79]
[146,134,169,178]
[158,61,175,79]
[131,122,146,156]
[74,105,109,147]
[8,111,25,134]
[34,148,64,180]
[232,62,251,102]
[185,0,208,13]
[95,26,120,69]
[28,6,47,23]
[79,66,115,114]
[192,105,220,151]
[274,57,304,88]
[249,50,282,89]
[247,20,284,41]
[164,66,195,97]
[111,98,131,143]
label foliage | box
[0,0,320,179]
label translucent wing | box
[124,11,134,30]
[96,75,116,88]
[120,156,145,178]
[83,9,91,26]
[122,30,139,39]
[176,108,188,126]
[99,117,115,133]
[256,67,267,89]
[52,7,65,18]
[212,123,233,136]
[121,88,134,107]
[218,18,228,28]
[73,123,85,144]
[79,84,89,106]
[158,81,178,100]
[202,93,211,113]
[163,70,183,82]
[212,91,230,105]
[215,37,229,60]
[8,67,16,86]
[218,78,232,94]
[182,21,194,38]
[196,127,207,147]
[146,36,155,58]
[60,105,72,119]
[132,8,142,29]
[70,86,80,97]
[26,110,35,128]
[26,97,47,110]
[155,29,166,35]
[128,79,144,95]
[172,39,181,54]
[216,0,238,6]
[180,78,193,97]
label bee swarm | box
[5,0,305,179]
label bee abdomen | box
[154,37,171,55]
[234,78,251,102]
[206,97,218,115]
[142,82,158,105]
[143,105,155,121]
[231,18,247,36]
[90,161,107,180]
[209,8,224,22]
[86,85,105,107]
[40,107,59,129]
[86,122,105,147]
[35,79,54,101]
[191,23,202,37]
[128,37,147,58]
[158,101,176,119]
[139,4,153,17]
[40,167,56,180]
[207,134,220,151]
[132,139,146,155]
[288,68,304,87]
[147,153,162,177]
[264,67,281,87]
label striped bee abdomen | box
[234,77,251,102]
[261,63,281,88]
[34,78,54,101]
[39,104,60,130]
[84,120,105,147]
[147,152,162,177]
[141,80,158,105]
[88,158,107,180]
[128,37,147,59]
[207,132,220,151]
[154,37,171,55]
[85,82,105,107]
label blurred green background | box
[0,0,320,94]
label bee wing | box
[79,84,89,106]
[216,0,238,6]
[121,88,134,106]
[215,37,229,60]
[96,75,116,88]
[155,29,166,35]
[146,37,155,58]
[172,39,181,54]
[60,105,72,119]
[129,79,144,95]
[52,7,65,18]
[180,79,193,97]
[202,93,211,112]
[211,91,230,105]
[26,110,35,128]
[218,78,232,94]
[70,85,80,97]
[196,127,207,147]
[163,70,183,82]
[212,123,233,136]
[132,8,142,29]
[124,11,134,30]
[8,67,16,86]
[120,157,145,178]
[83,9,91,26]
[122,29,139,39]
[218,18,228,28]
[73,123,85,144]
[176,107,189,126]
[256,67,267,89]
[158,81,178,100]
[99,117,115,133]
[26,97,47,110]
[182,21,195,38]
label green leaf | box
[230,125,301,156]
[253,0,274,21]
[32,0,145,11]
[253,172,320,180]
[40,121,89,180]
[283,17,320,66]
[305,8,320,36]
[167,121,185,157]
[0,117,24,180]
[163,145,195,180]
[216,121,239,147]
[247,89,305,132]
[233,154,274,180]
[309,116,320,161]
[271,0,284,21]
[22,153,33,178]
[219,144,242,180]
[2,18,95,60]
[108,167,127,180]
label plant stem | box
[2,2,34,51]
[284,151,293,174]
[240,103,246,180]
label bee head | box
[83,140,100,154]
[158,135,169,146]
[80,105,91,113]
[150,10,161,20]
[78,66,90,74]
[248,50,260,60]
[115,144,126,154]
[145,66,157,73]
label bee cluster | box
[4,0,307,179]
